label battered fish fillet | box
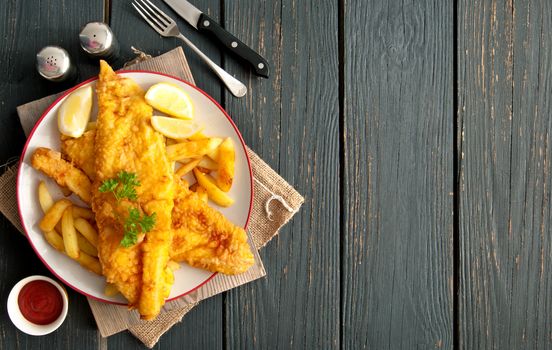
[31,147,91,203]
[61,131,96,179]
[61,132,255,274]
[171,179,254,274]
[93,61,174,320]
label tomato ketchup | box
[17,280,63,325]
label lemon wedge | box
[58,86,93,138]
[151,116,203,139]
[145,83,194,119]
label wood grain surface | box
[458,0,552,348]
[223,0,340,349]
[343,1,454,348]
[3,0,552,349]
[107,1,225,349]
[0,1,103,349]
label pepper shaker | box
[79,22,120,61]
[36,46,77,82]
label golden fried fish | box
[62,134,255,275]
[170,179,254,274]
[93,61,174,320]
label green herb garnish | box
[120,208,157,248]
[99,171,140,202]
[99,171,156,247]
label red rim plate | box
[16,70,254,305]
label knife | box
[162,0,270,78]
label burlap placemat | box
[1,47,303,348]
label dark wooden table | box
[1,0,551,349]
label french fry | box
[166,138,222,161]
[187,131,208,141]
[77,233,98,256]
[72,206,94,220]
[216,138,235,192]
[206,147,219,161]
[43,230,65,252]
[44,228,100,272]
[61,207,80,259]
[195,167,212,174]
[175,158,201,177]
[104,283,119,297]
[39,199,73,232]
[76,251,102,275]
[38,181,54,213]
[189,182,199,191]
[74,217,98,247]
[198,156,218,170]
[176,157,192,164]
[196,185,208,203]
[193,168,234,207]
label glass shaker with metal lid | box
[79,22,120,61]
[36,46,77,82]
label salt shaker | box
[36,46,77,82]
[79,22,120,61]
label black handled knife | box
[162,0,269,78]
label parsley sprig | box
[99,171,140,202]
[99,171,156,248]
[120,208,157,248]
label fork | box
[132,0,247,98]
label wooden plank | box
[106,297,222,349]
[343,1,454,348]
[223,0,340,348]
[106,1,224,348]
[458,0,552,348]
[0,231,103,350]
[0,0,103,349]
[0,0,103,163]
[110,0,223,98]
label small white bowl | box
[7,275,68,335]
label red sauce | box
[17,280,63,325]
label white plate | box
[17,71,253,304]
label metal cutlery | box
[132,0,247,98]
[162,0,269,78]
